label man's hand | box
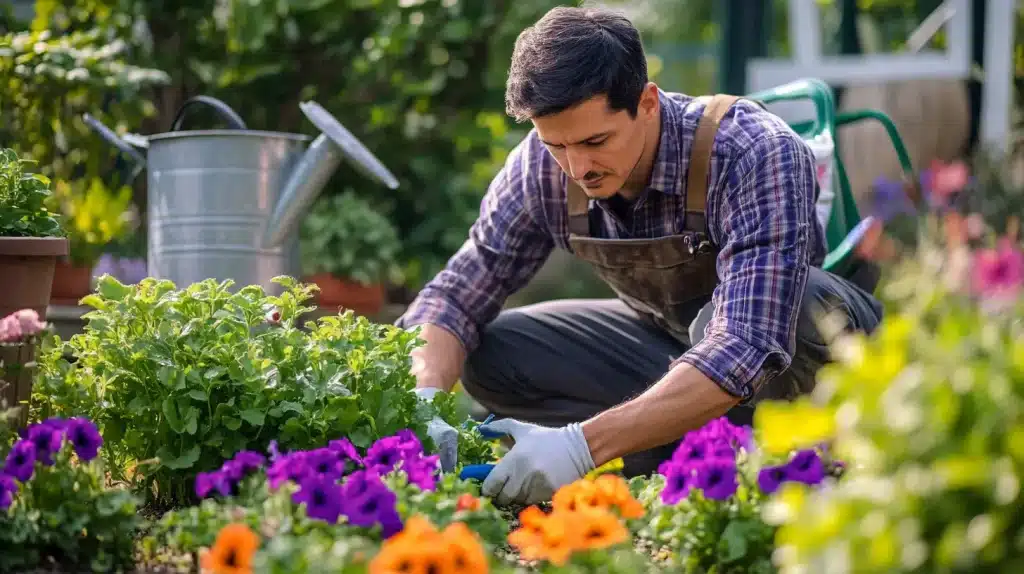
[413,387,459,472]
[479,418,595,506]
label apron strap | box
[684,94,740,231]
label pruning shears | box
[457,414,503,482]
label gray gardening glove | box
[413,387,458,472]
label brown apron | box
[567,94,740,345]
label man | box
[398,6,881,506]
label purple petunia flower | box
[0,474,17,510]
[267,452,312,490]
[305,448,346,481]
[363,437,407,474]
[4,440,36,482]
[328,438,362,466]
[221,451,266,482]
[393,429,425,458]
[26,422,64,466]
[341,471,403,537]
[785,449,826,486]
[65,418,103,462]
[401,455,440,491]
[757,465,789,494]
[694,458,738,501]
[195,470,233,499]
[293,473,344,524]
[659,461,694,505]
[871,177,917,222]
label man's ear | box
[638,82,660,120]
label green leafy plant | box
[0,414,142,573]
[757,161,1024,574]
[32,275,457,507]
[301,192,403,286]
[57,177,136,267]
[0,148,63,237]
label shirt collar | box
[644,89,685,196]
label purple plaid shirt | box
[398,90,825,399]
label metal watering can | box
[83,95,399,294]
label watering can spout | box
[264,101,399,248]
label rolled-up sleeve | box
[396,140,554,352]
[674,133,816,399]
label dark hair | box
[505,6,648,123]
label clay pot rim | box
[0,236,69,257]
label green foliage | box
[32,274,455,507]
[759,162,1024,573]
[631,468,777,573]
[0,25,167,262]
[301,192,403,286]
[0,148,64,237]
[19,0,567,287]
[385,472,508,550]
[0,420,142,573]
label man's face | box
[532,83,660,199]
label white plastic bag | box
[804,131,836,233]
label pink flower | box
[971,239,1024,301]
[0,309,47,343]
[922,160,970,205]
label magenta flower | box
[971,239,1024,302]
[659,461,694,505]
[0,474,17,510]
[65,418,103,462]
[266,452,312,490]
[3,440,36,482]
[401,455,440,491]
[694,458,738,500]
[921,160,970,206]
[304,447,346,480]
[363,437,407,474]
[195,470,233,499]
[0,309,47,343]
[293,474,344,524]
[328,438,362,466]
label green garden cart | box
[748,78,915,289]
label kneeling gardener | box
[397,6,881,505]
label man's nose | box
[565,147,593,180]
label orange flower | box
[200,523,260,574]
[369,515,489,574]
[508,502,631,565]
[455,493,480,512]
[575,506,629,550]
[551,475,644,519]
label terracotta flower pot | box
[0,237,69,321]
[307,272,386,316]
[50,259,94,306]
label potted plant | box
[0,148,67,320]
[49,178,135,305]
[300,191,403,316]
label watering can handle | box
[170,95,248,131]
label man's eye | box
[584,139,607,147]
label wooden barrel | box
[838,79,971,207]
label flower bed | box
[2,158,1022,572]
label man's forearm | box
[409,324,468,393]
[581,362,742,467]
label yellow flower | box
[754,399,835,455]
[585,457,624,480]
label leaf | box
[717,520,755,563]
[156,444,202,470]
[222,416,242,431]
[188,389,209,401]
[240,409,265,427]
[163,397,184,434]
[96,275,133,301]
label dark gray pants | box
[461,266,882,477]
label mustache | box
[580,172,603,182]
